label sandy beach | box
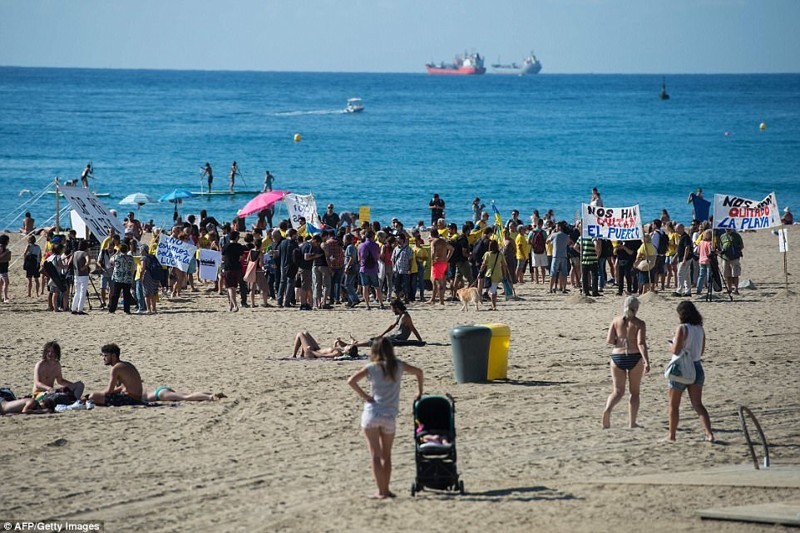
[1,227,799,532]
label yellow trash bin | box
[481,323,511,380]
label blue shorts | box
[550,257,568,278]
[359,272,379,288]
[668,361,705,391]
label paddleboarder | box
[80,163,93,188]
[229,161,241,193]
[263,170,275,192]
[201,162,213,193]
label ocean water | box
[1,67,799,230]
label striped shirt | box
[580,237,598,265]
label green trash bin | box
[450,325,492,384]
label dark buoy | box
[660,77,670,100]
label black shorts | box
[105,393,144,407]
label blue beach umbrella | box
[159,189,194,221]
[158,189,194,203]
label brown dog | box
[456,287,481,311]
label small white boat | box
[345,98,364,113]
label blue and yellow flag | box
[491,202,504,241]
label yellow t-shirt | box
[667,232,680,257]
[515,233,530,261]
[412,244,429,266]
[545,238,554,257]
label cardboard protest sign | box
[198,249,221,281]
[713,193,781,231]
[155,236,197,272]
[283,193,323,229]
[359,206,371,223]
[59,186,125,239]
[581,204,642,240]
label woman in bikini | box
[292,331,358,359]
[602,295,650,429]
[347,299,424,348]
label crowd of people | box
[1,188,785,317]
[5,187,785,499]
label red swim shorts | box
[432,261,448,280]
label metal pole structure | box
[54,176,61,232]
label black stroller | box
[411,394,465,496]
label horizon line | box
[1,64,798,76]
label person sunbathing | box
[146,387,227,402]
[0,397,49,415]
[292,331,358,359]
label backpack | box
[655,230,668,255]
[531,230,546,254]
[363,245,377,269]
[147,255,163,282]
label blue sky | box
[1,0,798,73]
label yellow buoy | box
[759,122,766,131]
[293,133,302,142]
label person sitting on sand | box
[347,299,424,347]
[146,387,227,402]
[292,331,358,359]
[87,343,144,406]
[32,341,85,404]
[20,212,35,234]
[602,296,650,429]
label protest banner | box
[359,205,371,224]
[713,193,781,231]
[59,186,125,239]
[283,193,323,229]
[198,249,221,281]
[155,236,197,272]
[581,204,643,240]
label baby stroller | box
[411,394,465,496]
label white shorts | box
[487,281,499,295]
[532,253,548,267]
[361,410,396,434]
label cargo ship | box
[491,52,542,75]
[425,52,486,75]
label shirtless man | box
[87,343,144,406]
[32,341,84,403]
[427,229,453,305]
[0,397,46,415]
